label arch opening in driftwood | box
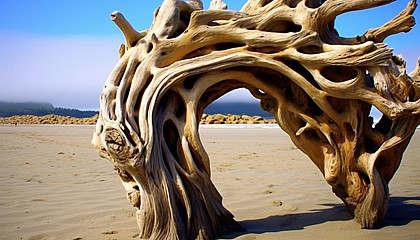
[92,0,420,239]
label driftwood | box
[92,0,420,239]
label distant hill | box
[204,101,272,118]
[0,101,273,119]
[0,102,98,118]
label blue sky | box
[0,0,418,110]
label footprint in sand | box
[25,178,43,183]
[272,200,283,206]
[102,230,119,235]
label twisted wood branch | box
[92,0,420,239]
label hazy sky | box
[1,0,419,110]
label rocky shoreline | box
[200,114,276,124]
[0,114,99,125]
[0,114,276,125]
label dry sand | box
[0,125,419,240]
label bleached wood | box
[92,0,420,239]
[210,0,227,10]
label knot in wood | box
[104,127,130,163]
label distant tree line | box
[0,102,98,118]
[1,101,272,118]
[204,101,272,118]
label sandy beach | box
[0,125,419,240]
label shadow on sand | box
[383,196,420,227]
[219,196,420,239]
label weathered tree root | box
[92,0,420,239]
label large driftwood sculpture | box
[92,0,420,239]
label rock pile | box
[0,114,98,125]
[200,114,276,124]
[0,114,276,125]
